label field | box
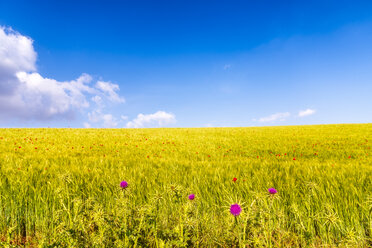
[0,124,371,247]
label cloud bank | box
[0,26,124,124]
[0,26,177,128]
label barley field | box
[0,124,371,247]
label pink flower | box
[230,204,242,216]
[268,188,277,194]
[120,181,128,189]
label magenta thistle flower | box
[268,188,277,194]
[188,194,195,200]
[230,204,242,216]
[120,181,128,189]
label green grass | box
[0,124,371,247]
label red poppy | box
[233,177,237,182]
[293,157,296,160]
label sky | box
[0,0,371,128]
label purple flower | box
[268,188,277,194]
[230,204,242,216]
[188,194,195,200]
[120,181,128,189]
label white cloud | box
[87,109,102,123]
[83,122,91,128]
[0,27,36,73]
[91,95,102,105]
[298,108,316,117]
[102,114,118,128]
[0,26,125,123]
[95,81,125,103]
[0,26,36,96]
[126,111,176,128]
[87,109,119,128]
[257,112,290,122]
[0,71,95,120]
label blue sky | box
[0,0,371,128]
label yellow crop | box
[0,124,371,247]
